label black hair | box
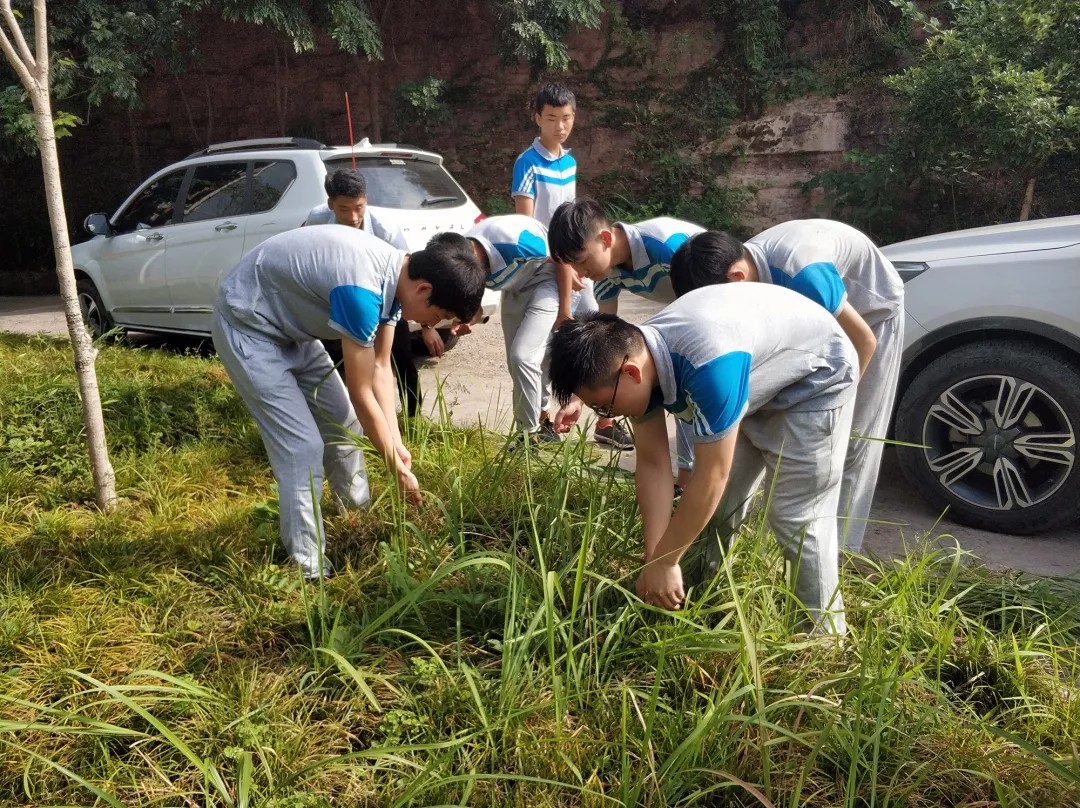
[547,313,644,406]
[534,82,576,114]
[324,168,366,200]
[408,232,486,322]
[670,230,746,298]
[548,197,609,264]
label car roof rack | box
[185,137,326,159]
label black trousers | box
[322,318,420,418]
[390,319,420,418]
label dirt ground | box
[4,294,1079,578]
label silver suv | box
[884,215,1080,535]
[72,137,498,339]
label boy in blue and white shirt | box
[548,197,705,481]
[670,220,904,552]
[512,83,627,448]
[458,214,562,444]
[212,226,485,579]
[548,283,858,634]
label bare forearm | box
[636,455,674,558]
[555,262,575,317]
[373,361,404,449]
[351,388,399,469]
[648,471,728,566]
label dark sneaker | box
[594,421,634,451]
[536,417,562,443]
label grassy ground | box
[1,332,1079,807]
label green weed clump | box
[1,333,1079,806]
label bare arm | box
[342,329,420,501]
[553,262,578,329]
[514,196,535,217]
[633,411,675,558]
[835,302,876,378]
[637,429,738,609]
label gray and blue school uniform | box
[303,205,411,251]
[468,215,558,434]
[212,226,405,578]
[594,218,706,468]
[635,283,858,633]
[746,219,904,552]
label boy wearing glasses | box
[547,283,858,634]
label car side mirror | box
[84,213,112,237]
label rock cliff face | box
[5,2,878,287]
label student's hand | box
[636,558,685,610]
[451,322,474,336]
[552,399,583,433]
[395,443,413,471]
[421,326,445,358]
[552,307,573,332]
[571,273,585,292]
[397,467,423,505]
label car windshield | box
[324,156,467,210]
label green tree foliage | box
[490,0,603,72]
[887,0,1080,194]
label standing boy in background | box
[669,220,904,552]
[512,83,631,451]
[304,168,443,419]
[548,197,706,488]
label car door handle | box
[143,233,163,242]
[215,222,238,232]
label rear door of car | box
[163,160,250,334]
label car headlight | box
[892,261,929,283]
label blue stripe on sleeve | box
[512,157,535,197]
[768,261,846,315]
[492,229,548,267]
[329,285,382,345]
[673,350,752,440]
[642,233,691,267]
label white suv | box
[884,215,1080,535]
[71,137,499,340]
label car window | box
[182,161,248,223]
[252,160,297,212]
[113,168,186,233]
[324,157,466,210]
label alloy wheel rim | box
[921,373,1076,512]
[78,291,103,334]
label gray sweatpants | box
[212,313,370,578]
[708,401,855,634]
[501,275,560,433]
[839,313,904,552]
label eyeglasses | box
[592,354,629,418]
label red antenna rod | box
[344,92,357,169]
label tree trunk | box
[1019,175,1036,222]
[8,11,118,509]
[31,84,118,509]
[368,58,382,142]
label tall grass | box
[1,332,1079,806]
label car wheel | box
[411,328,459,357]
[76,279,115,338]
[895,340,1080,534]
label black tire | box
[411,328,459,357]
[895,340,1080,534]
[76,278,115,338]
